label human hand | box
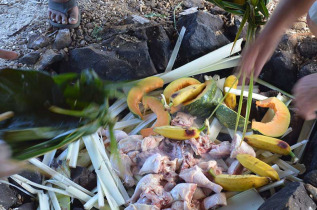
[238,31,281,84]
[293,73,317,120]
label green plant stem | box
[235,74,246,134]
[242,70,254,140]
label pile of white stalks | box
[4,34,315,210]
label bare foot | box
[48,0,79,25]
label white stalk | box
[224,87,268,101]
[11,174,71,196]
[165,27,186,72]
[273,159,300,176]
[158,39,243,84]
[287,175,302,182]
[97,178,105,208]
[83,135,125,206]
[56,149,68,162]
[66,186,92,202]
[10,176,39,194]
[38,191,50,210]
[84,194,98,210]
[98,176,119,210]
[114,119,142,130]
[66,143,74,162]
[110,103,128,118]
[121,112,134,121]
[208,118,223,141]
[42,149,56,166]
[109,98,126,112]
[0,180,35,197]
[69,140,81,168]
[47,183,61,210]
[290,139,308,150]
[93,134,130,201]
[29,158,93,196]
[258,179,285,193]
[129,113,156,135]
[281,127,293,138]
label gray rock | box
[12,202,35,210]
[298,62,317,79]
[27,34,51,50]
[224,15,247,41]
[131,25,171,73]
[183,0,204,8]
[177,11,230,64]
[305,184,317,202]
[0,183,18,209]
[304,170,317,188]
[54,29,72,49]
[71,167,96,191]
[298,38,317,58]
[37,49,65,70]
[260,50,297,93]
[64,41,157,80]
[258,182,316,210]
[278,34,297,52]
[18,52,40,65]
[19,170,42,185]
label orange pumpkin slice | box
[127,76,164,119]
[140,96,171,137]
[252,97,290,137]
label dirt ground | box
[0,0,314,68]
[0,0,185,67]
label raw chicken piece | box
[136,197,152,205]
[180,152,198,172]
[141,187,173,208]
[142,136,164,151]
[125,204,159,210]
[129,174,163,203]
[170,201,192,210]
[198,160,222,175]
[139,154,168,175]
[185,135,213,155]
[118,135,143,153]
[170,183,197,202]
[110,151,135,187]
[230,133,256,158]
[193,187,207,200]
[158,139,185,160]
[227,160,244,175]
[203,193,227,209]
[171,112,196,127]
[135,148,162,167]
[216,159,229,172]
[179,166,222,193]
[127,151,140,164]
[102,129,128,144]
[209,141,231,159]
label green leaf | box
[231,4,249,53]
[0,68,123,160]
[235,74,246,133]
[222,1,245,10]
[242,71,254,139]
[256,79,295,99]
[257,0,269,18]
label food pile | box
[103,76,296,210]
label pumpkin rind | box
[252,97,290,137]
[127,76,164,119]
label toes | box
[51,13,57,22]
[56,14,63,24]
[61,14,68,24]
[68,6,79,25]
